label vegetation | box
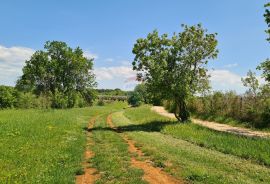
[124,106,270,167]
[132,24,218,121]
[14,41,97,109]
[91,114,146,184]
[0,107,91,183]
[112,106,270,183]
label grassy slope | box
[112,106,270,183]
[0,102,126,184]
[124,106,270,167]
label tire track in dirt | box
[106,114,183,184]
[76,117,99,184]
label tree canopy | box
[257,3,270,84]
[16,41,96,108]
[132,24,218,121]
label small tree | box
[134,83,149,103]
[132,24,218,122]
[241,70,259,98]
[128,92,142,107]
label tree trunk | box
[174,99,190,122]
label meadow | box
[0,103,124,184]
[1,102,270,184]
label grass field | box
[120,106,270,183]
[124,106,270,167]
[1,102,270,184]
[0,102,125,184]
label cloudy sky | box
[0,0,269,93]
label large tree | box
[132,24,218,121]
[16,41,96,107]
[257,3,270,83]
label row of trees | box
[0,41,97,109]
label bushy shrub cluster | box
[0,85,96,109]
[188,90,270,128]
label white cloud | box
[94,66,136,81]
[83,51,98,60]
[209,69,242,86]
[105,58,114,62]
[0,45,34,67]
[121,60,131,66]
[0,45,35,85]
[208,69,264,93]
[224,63,238,68]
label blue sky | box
[0,0,269,92]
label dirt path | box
[151,106,270,138]
[76,117,99,184]
[107,114,183,184]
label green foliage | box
[189,89,270,128]
[257,3,270,84]
[0,85,17,108]
[241,70,259,97]
[257,59,270,83]
[132,24,218,121]
[264,3,270,42]
[97,99,105,106]
[97,88,129,96]
[128,92,142,107]
[16,41,96,108]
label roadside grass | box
[113,110,270,184]
[124,106,270,166]
[90,114,146,184]
[0,102,127,184]
[192,113,270,131]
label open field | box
[0,102,125,183]
[1,102,270,183]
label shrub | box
[97,100,105,106]
[51,90,68,109]
[0,86,17,108]
[128,92,142,107]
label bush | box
[187,90,270,128]
[128,92,142,107]
[0,86,17,108]
[97,100,105,106]
[51,90,68,109]
[15,92,38,108]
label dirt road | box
[151,106,270,138]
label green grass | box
[124,106,270,167]
[90,114,146,184]
[0,102,126,184]
[118,106,270,183]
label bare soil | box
[76,118,100,184]
[151,106,270,138]
[107,114,183,184]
